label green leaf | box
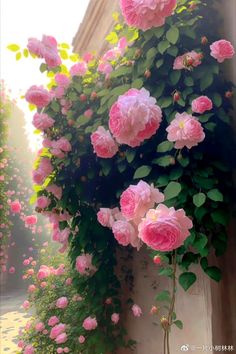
[23,48,29,57]
[193,193,206,207]
[126,150,136,163]
[200,74,214,91]
[166,26,179,44]
[205,122,216,132]
[170,70,181,85]
[152,156,173,167]
[173,320,183,329]
[167,46,178,57]
[132,78,144,89]
[158,40,170,54]
[156,59,164,68]
[156,290,171,302]
[164,182,182,200]
[184,76,194,86]
[146,47,158,66]
[133,165,152,179]
[212,93,222,107]
[40,63,48,73]
[157,141,174,153]
[200,257,208,271]
[154,26,165,38]
[158,96,172,108]
[76,115,90,126]
[156,175,169,187]
[193,233,208,254]
[7,43,20,52]
[205,266,221,282]
[179,272,197,291]
[169,168,183,180]
[207,189,223,202]
[211,210,229,226]
[51,100,60,112]
[179,158,190,169]
[106,31,119,44]
[110,66,132,78]
[110,84,130,97]
[158,267,173,276]
[16,52,22,60]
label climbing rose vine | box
[9,0,235,353]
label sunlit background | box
[0,0,90,151]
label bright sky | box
[0,0,90,150]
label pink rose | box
[55,74,70,88]
[46,184,62,200]
[25,215,37,225]
[210,39,235,63]
[22,300,30,310]
[56,297,68,309]
[52,137,72,152]
[36,196,50,209]
[32,158,53,185]
[57,348,64,354]
[109,88,162,147]
[120,0,177,30]
[111,313,120,324]
[23,345,34,354]
[173,51,202,70]
[28,285,36,293]
[65,277,72,286]
[32,113,55,131]
[9,266,15,274]
[166,112,205,149]
[138,204,193,251]
[35,322,45,332]
[70,62,87,76]
[48,316,59,327]
[10,200,21,213]
[112,220,140,248]
[43,48,61,68]
[82,316,98,331]
[27,38,44,57]
[98,62,113,76]
[97,208,118,228]
[42,35,57,49]
[50,323,66,339]
[79,335,85,344]
[25,85,52,108]
[37,265,51,279]
[55,332,68,344]
[76,254,96,275]
[120,181,164,223]
[132,304,142,317]
[191,96,213,114]
[91,126,118,158]
[84,109,93,118]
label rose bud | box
[201,36,208,45]
[144,69,151,79]
[153,256,162,265]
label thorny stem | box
[163,251,177,354]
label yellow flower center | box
[179,121,185,129]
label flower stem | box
[167,251,177,354]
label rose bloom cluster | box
[97,180,193,252]
[91,88,163,158]
[120,0,177,31]
[27,35,61,68]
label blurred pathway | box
[0,290,31,353]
